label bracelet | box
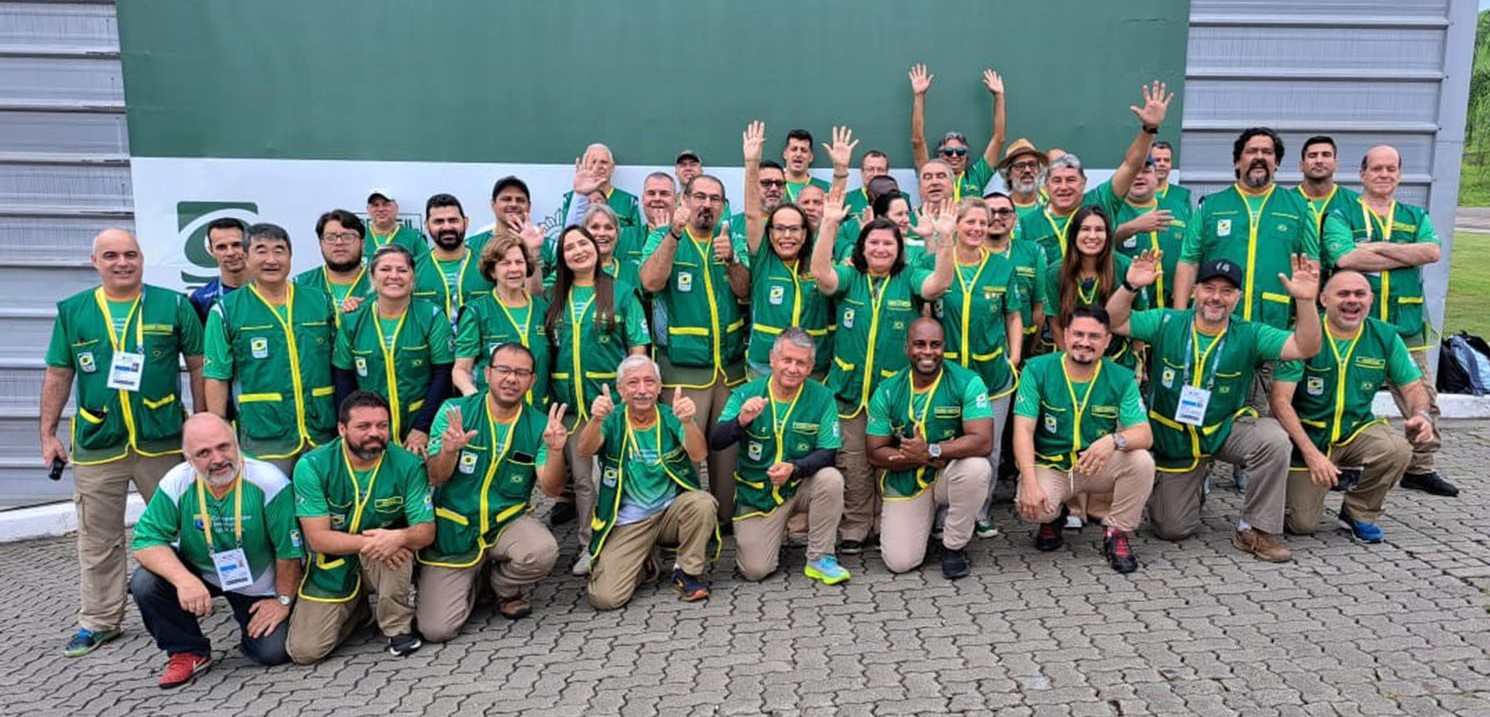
[1121,279,1138,293]
[1142,124,1159,135]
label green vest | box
[53,285,196,463]
[1326,199,1431,342]
[729,378,838,518]
[412,247,493,322]
[952,158,995,203]
[418,395,547,568]
[1296,184,1360,235]
[559,188,643,232]
[1189,185,1315,329]
[873,363,983,499]
[338,299,450,440]
[459,290,551,402]
[1021,354,1136,472]
[1110,195,1190,310]
[934,250,1020,394]
[1157,182,1192,210]
[548,281,644,421]
[589,405,703,558]
[1144,310,1269,470]
[364,224,430,262]
[994,239,1046,339]
[827,269,924,415]
[1286,317,1401,458]
[844,187,873,217]
[1043,253,1141,369]
[216,284,337,459]
[292,265,375,330]
[746,244,832,373]
[296,440,428,602]
[651,227,747,381]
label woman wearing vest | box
[932,197,1025,540]
[836,191,922,266]
[545,225,652,576]
[811,191,956,555]
[453,234,551,404]
[744,203,832,378]
[544,203,645,292]
[332,245,454,458]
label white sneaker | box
[1064,515,1084,530]
[571,551,592,576]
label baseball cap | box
[675,149,701,164]
[1197,259,1244,289]
[367,188,395,203]
[491,175,530,201]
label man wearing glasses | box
[909,64,1007,202]
[293,209,375,327]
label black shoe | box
[941,547,970,580]
[1102,528,1139,574]
[840,539,866,556]
[549,501,577,526]
[387,633,422,657]
[719,521,734,537]
[1036,507,1068,552]
[1401,472,1459,497]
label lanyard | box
[782,257,806,328]
[370,227,396,249]
[495,290,534,345]
[1076,276,1100,306]
[1060,355,1103,462]
[92,288,143,353]
[623,406,662,462]
[952,250,989,366]
[1361,199,1397,321]
[249,284,296,343]
[569,290,596,417]
[906,369,946,438]
[340,443,385,534]
[857,273,893,409]
[1043,209,1071,259]
[323,265,367,302]
[477,397,518,536]
[373,302,409,436]
[1235,183,1276,321]
[195,476,243,550]
[430,249,471,318]
[766,380,803,464]
[1324,327,1363,443]
[1183,323,1228,390]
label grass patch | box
[1446,231,1490,338]
[1462,164,1490,207]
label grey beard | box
[202,462,239,487]
[1243,173,1271,189]
[1011,177,1040,195]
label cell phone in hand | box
[1331,466,1363,492]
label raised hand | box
[670,201,693,238]
[737,396,767,426]
[1129,80,1173,128]
[1126,248,1162,289]
[439,406,478,455]
[930,198,957,241]
[742,121,766,163]
[507,215,544,252]
[672,387,697,423]
[591,384,615,422]
[572,156,604,196]
[822,187,850,228]
[1279,253,1321,302]
[982,68,1004,96]
[857,206,874,229]
[544,402,569,450]
[909,63,933,96]
[824,126,859,169]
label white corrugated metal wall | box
[0,0,1478,507]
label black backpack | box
[1439,332,1490,396]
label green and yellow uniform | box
[1322,198,1438,348]
[641,227,750,388]
[785,176,831,203]
[746,243,832,374]
[293,440,434,601]
[866,363,991,498]
[454,289,551,401]
[933,249,1024,396]
[45,285,203,464]
[1089,183,1192,310]
[413,247,494,323]
[419,395,549,568]
[837,221,928,267]
[1043,253,1147,368]
[542,230,648,294]
[364,224,430,263]
[205,283,337,460]
[131,461,303,595]
[559,187,643,232]
[989,239,1048,344]
[548,281,651,423]
[1127,309,1291,471]
[1275,316,1421,463]
[718,378,842,518]
[843,187,874,217]
[1156,182,1192,211]
[1013,354,1146,471]
[952,157,995,203]
[1180,184,1319,329]
[1016,182,1114,270]
[333,299,455,441]
[1295,184,1360,235]
[825,264,934,418]
[292,265,374,329]
[589,405,709,559]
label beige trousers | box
[73,449,178,631]
[662,376,738,524]
[1022,450,1156,533]
[1284,422,1411,534]
[285,556,414,664]
[836,405,878,542]
[1388,347,1440,474]
[1148,416,1291,540]
[563,415,599,547]
[587,491,717,610]
[415,516,558,643]
[880,458,991,573]
[734,468,845,581]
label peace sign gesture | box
[543,402,569,450]
[440,406,478,455]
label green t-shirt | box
[364,224,431,262]
[953,157,995,202]
[865,369,992,436]
[613,419,680,524]
[784,176,831,203]
[292,445,435,529]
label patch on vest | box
[602,466,618,487]
[354,356,368,377]
[1306,376,1325,396]
[78,352,96,373]
[1354,356,1386,370]
[769,286,785,305]
[1161,367,1175,388]
[842,309,855,329]
[677,272,693,292]
[251,337,269,359]
[458,450,478,474]
[747,441,763,461]
[1044,414,1058,433]
[1217,219,1232,237]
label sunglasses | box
[989,208,1016,217]
[939,148,969,157]
[759,179,786,188]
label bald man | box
[42,228,206,657]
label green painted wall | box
[118,0,1190,166]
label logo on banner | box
[177,201,260,287]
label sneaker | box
[496,592,533,620]
[1035,516,1065,552]
[975,520,1000,539]
[1233,469,1249,492]
[1232,527,1293,563]
[64,627,121,657]
[804,555,851,585]
[1064,514,1084,531]
[158,652,211,689]
[1400,471,1459,497]
[387,633,422,657]
[571,551,592,576]
[839,539,867,556]
[930,526,945,541]
[671,567,710,602]
[941,547,971,580]
[1102,528,1139,573]
[1338,508,1385,544]
[549,500,578,526]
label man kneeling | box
[1012,307,1155,573]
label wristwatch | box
[928,443,943,460]
[1112,433,1129,452]
[1142,124,1159,135]
[276,594,293,607]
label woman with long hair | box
[744,203,832,378]
[1045,205,1146,368]
[452,234,552,403]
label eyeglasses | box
[321,231,361,244]
[939,148,968,157]
[759,179,786,188]
[989,208,1016,217]
[771,224,805,235]
[1011,160,1040,171]
[690,192,725,205]
[490,366,535,378]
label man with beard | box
[128,414,302,687]
[1107,255,1321,561]
[997,139,1049,224]
[556,143,642,232]
[909,64,1006,201]
[1272,272,1434,542]
[285,391,435,662]
[417,343,567,634]
[1324,144,1455,497]
[580,355,716,608]
[1107,158,1192,310]
[711,329,848,585]
[845,149,891,216]
[44,228,206,658]
[1294,136,1359,233]
[1149,141,1193,210]
[1012,306,1155,573]
[293,209,376,328]
[205,223,337,476]
[189,218,250,322]
[867,319,993,579]
[639,175,751,524]
[413,193,493,324]
[1018,82,1173,270]
[468,176,547,281]
[782,129,834,202]
[364,189,429,263]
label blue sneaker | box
[1338,508,1384,544]
[64,627,121,657]
[804,555,851,585]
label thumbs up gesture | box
[591,384,615,421]
[671,386,698,423]
[713,221,735,264]
[737,396,767,426]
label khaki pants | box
[977,392,1013,523]
[734,468,844,581]
[1388,347,1440,474]
[1285,422,1411,534]
[1021,450,1156,533]
[285,556,415,664]
[73,448,178,631]
[563,415,599,547]
[836,405,878,542]
[587,490,717,610]
[880,458,991,573]
[1149,415,1291,540]
[662,375,738,524]
[416,516,558,643]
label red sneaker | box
[158,652,211,689]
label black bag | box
[1439,332,1490,396]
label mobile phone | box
[1332,466,1363,492]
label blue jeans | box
[128,564,289,665]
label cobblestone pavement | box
[5,421,1490,717]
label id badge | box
[1175,384,1211,427]
[212,547,253,591]
[106,351,145,391]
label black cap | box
[490,175,530,202]
[1197,259,1243,288]
[675,149,701,164]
